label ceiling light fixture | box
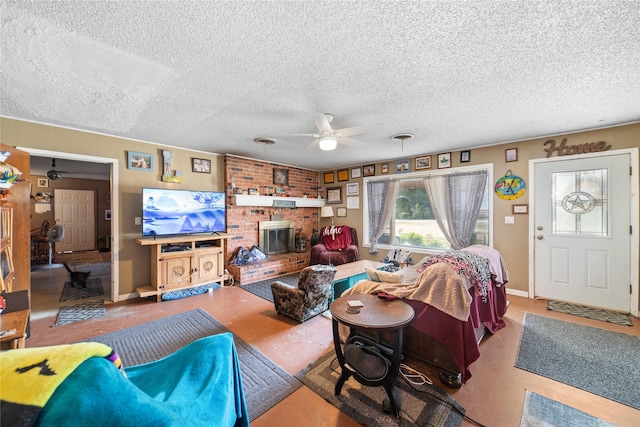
[254,137,276,154]
[319,136,338,151]
[390,133,414,152]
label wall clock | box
[495,173,526,200]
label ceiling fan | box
[276,113,377,151]
[47,159,65,180]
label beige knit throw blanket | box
[343,262,472,321]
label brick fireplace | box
[224,155,321,284]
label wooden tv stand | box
[135,233,229,301]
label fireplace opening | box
[259,220,294,255]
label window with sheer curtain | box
[363,165,492,253]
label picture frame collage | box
[321,146,497,204]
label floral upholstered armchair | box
[270,265,337,322]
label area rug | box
[520,390,617,427]
[59,277,104,302]
[516,313,640,410]
[547,300,632,326]
[240,273,299,303]
[54,300,106,326]
[84,308,301,422]
[296,351,465,427]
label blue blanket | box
[36,333,249,426]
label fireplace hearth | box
[259,220,294,255]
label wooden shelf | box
[230,195,325,208]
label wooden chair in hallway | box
[30,220,49,265]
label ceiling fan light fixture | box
[47,170,62,180]
[319,136,338,150]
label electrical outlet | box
[134,217,142,225]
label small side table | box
[330,293,414,417]
[0,290,30,349]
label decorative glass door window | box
[551,168,608,236]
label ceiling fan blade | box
[335,124,380,137]
[304,139,320,151]
[313,113,333,133]
[270,133,320,137]
[338,136,365,147]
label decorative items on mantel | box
[231,194,325,208]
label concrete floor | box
[27,270,640,427]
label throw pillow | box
[365,267,404,283]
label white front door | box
[54,189,96,252]
[533,153,631,312]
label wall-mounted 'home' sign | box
[543,138,611,158]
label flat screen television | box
[142,188,226,237]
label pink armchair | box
[310,225,359,266]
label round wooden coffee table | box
[330,293,414,418]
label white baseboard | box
[506,288,529,298]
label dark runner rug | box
[296,351,465,427]
[516,313,640,410]
[59,277,104,302]
[84,308,301,422]
[55,300,106,326]
[240,273,299,303]
[520,390,617,427]
[547,300,632,326]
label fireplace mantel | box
[231,195,325,208]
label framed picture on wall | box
[381,163,389,174]
[337,169,349,182]
[337,207,347,217]
[363,164,376,176]
[415,156,431,170]
[324,172,335,184]
[37,178,49,187]
[505,148,518,162]
[326,187,342,204]
[273,168,289,185]
[346,182,359,195]
[127,151,153,171]
[192,158,211,173]
[350,167,361,179]
[395,159,410,173]
[437,152,451,169]
[460,150,471,163]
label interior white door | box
[534,154,631,311]
[53,189,96,252]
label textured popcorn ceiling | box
[1,1,639,171]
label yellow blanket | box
[1,342,122,419]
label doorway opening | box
[19,147,120,321]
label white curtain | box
[423,171,487,249]
[367,180,400,253]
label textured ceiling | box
[2,1,639,172]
